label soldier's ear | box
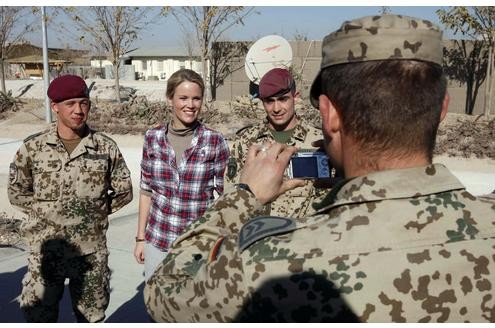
[440,92,449,123]
[319,94,341,134]
[50,102,58,114]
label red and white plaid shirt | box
[141,123,229,250]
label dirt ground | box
[0,97,494,247]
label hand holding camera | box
[239,143,306,205]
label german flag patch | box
[208,236,225,263]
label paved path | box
[0,123,493,322]
[0,213,150,322]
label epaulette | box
[238,216,297,252]
[235,124,255,136]
[93,131,118,146]
[93,130,110,139]
[23,129,48,143]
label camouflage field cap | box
[310,14,443,108]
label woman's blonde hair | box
[166,69,204,99]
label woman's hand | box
[134,241,145,264]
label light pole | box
[41,6,52,123]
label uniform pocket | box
[76,159,109,199]
[32,159,62,201]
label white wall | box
[94,58,202,81]
[90,59,113,68]
[130,58,201,81]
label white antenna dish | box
[245,35,292,85]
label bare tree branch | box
[171,6,257,101]
[61,6,162,103]
[0,7,38,94]
[437,6,495,117]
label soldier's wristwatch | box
[234,183,254,195]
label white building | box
[89,47,202,81]
[123,47,202,81]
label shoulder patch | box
[23,130,47,143]
[238,216,297,252]
[226,157,237,180]
[235,124,255,136]
[8,163,18,185]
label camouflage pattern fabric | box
[310,15,443,108]
[8,123,133,255]
[321,14,443,67]
[145,164,495,322]
[8,123,133,322]
[226,117,326,218]
[21,243,110,322]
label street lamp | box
[41,6,52,123]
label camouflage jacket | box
[145,164,495,322]
[8,123,133,256]
[226,117,325,218]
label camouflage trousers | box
[21,249,110,322]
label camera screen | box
[291,157,319,178]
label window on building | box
[157,61,164,71]
[142,60,147,70]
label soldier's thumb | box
[280,179,307,194]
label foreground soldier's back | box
[144,14,495,322]
[144,165,495,322]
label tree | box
[171,6,257,101]
[443,39,487,114]
[63,7,159,103]
[437,6,495,117]
[209,41,249,100]
[0,7,37,94]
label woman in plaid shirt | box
[133,69,230,280]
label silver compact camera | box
[287,151,330,179]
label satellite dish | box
[245,35,293,86]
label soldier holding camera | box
[145,14,495,322]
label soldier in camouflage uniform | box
[145,15,495,322]
[226,68,329,218]
[8,75,133,322]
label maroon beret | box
[47,75,89,103]
[258,68,296,99]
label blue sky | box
[25,6,459,51]
[133,6,454,48]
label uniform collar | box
[314,164,465,213]
[257,115,308,143]
[46,123,96,152]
